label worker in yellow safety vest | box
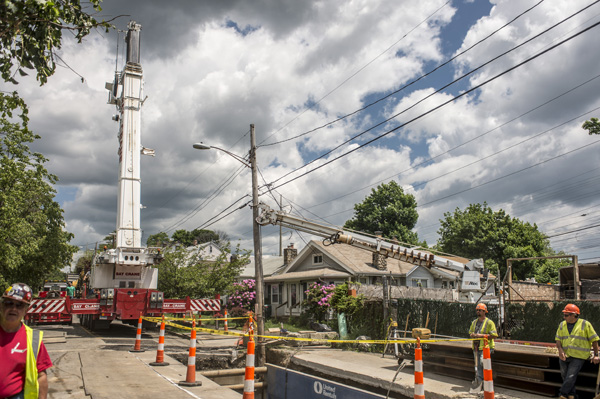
[0,283,53,399]
[468,303,497,392]
[555,303,599,399]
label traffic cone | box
[414,337,425,399]
[130,314,145,353]
[150,315,169,366]
[483,336,494,399]
[224,309,229,332]
[179,318,202,386]
[243,315,255,399]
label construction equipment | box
[25,22,219,330]
[256,204,492,302]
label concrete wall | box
[353,284,456,301]
[508,281,560,301]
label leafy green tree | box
[1,0,113,85]
[344,181,419,244]
[171,228,221,246]
[147,232,170,247]
[582,117,600,135]
[436,202,556,280]
[155,244,249,299]
[75,250,95,274]
[0,93,76,289]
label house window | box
[359,277,368,284]
[412,279,427,288]
[301,282,308,300]
[291,284,297,306]
[313,254,323,265]
[271,285,280,304]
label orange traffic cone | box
[150,315,169,366]
[483,336,494,399]
[130,314,145,353]
[414,337,425,399]
[243,315,255,399]
[224,309,229,332]
[178,318,202,386]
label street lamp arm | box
[192,142,250,167]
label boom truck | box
[256,204,493,303]
[26,21,219,329]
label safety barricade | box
[150,315,169,366]
[178,319,202,387]
[483,336,494,399]
[130,314,145,353]
[414,337,425,399]
[243,315,255,399]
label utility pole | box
[250,124,265,366]
[279,194,283,257]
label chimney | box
[373,231,387,270]
[284,243,298,265]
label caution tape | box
[142,316,481,345]
[156,315,250,322]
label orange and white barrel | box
[130,314,145,353]
[243,315,255,399]
[178,319,202,387]
[483,337,494,399]
[414,337,425,399]
[150,315,169,366]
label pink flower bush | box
[228,279,256,311]
[302,282,335,322]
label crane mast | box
[91,21,159,290]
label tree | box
[1,0,113,85]
[582,118,600,135]
[0,93,77,289]
[171,228,220,246]
[155,243,250,299]
[147,232,170,247]
[436,202,556,280]
[74,250,95,274]
[344,181,419,244]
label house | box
[264,240,462,317]
[183,241,232,264]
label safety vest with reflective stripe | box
[24,324,43,399]
[555,318,599,360]
[469,317,497,350]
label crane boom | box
[256,204,486,292]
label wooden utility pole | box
[250,124,266,366]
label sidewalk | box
[285,346,549,399]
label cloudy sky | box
[8,0,600,263]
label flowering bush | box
[302,282,335,322]
[228,279,256,312]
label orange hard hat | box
[476,303,488,312]
[562,304,580,314]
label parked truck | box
[26,21,220,330]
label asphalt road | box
[40,319,242,399]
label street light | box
[192,124,266,366]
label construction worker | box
[0,283,53,399]
[468,302,497,392]
[555,304,599,399]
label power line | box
[258,0,453,146]
[260,0,548,148]
[263,21,600,193]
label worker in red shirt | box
[0,283,53,399]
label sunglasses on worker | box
[1,300,28,309]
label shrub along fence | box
[341,299,600,344]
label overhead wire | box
[259,0,547,148]
[258,0,453,146]
[263,20,600,193]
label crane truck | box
[255,203,492,303]
[26,21,219,329]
